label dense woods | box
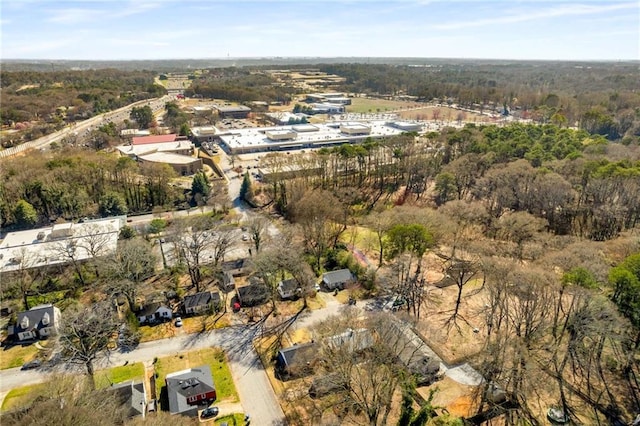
[0,151,186,228]
[187,68,296,104]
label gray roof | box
[137,302,168,317]
[322,269,354,286]
[14,304,58,334]
[277,342,317,369]
[166,365,215,415]
[325,328,374,353]
[183,291,220,310]
[277,278,299,298]
[110,380,146,418]
[216,105,251,113]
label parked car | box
[21,359,42,370]
[200,406,219,419]
[242,234,249,241]
[174,317,183,327]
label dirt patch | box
[417,376,479,419]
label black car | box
[200,406,219,419]
[21,359,42,370]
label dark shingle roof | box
[278,278,298,294]
[110,380,146,418]
[166,365,215,415]
[277,342,317,369]
[322,269,354,286]
[14,304,58,334]
[236,283,269,307]
[137,302,164,317]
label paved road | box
[0,95,170,159]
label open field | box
[94,362,145,389]
[347,97,419,114]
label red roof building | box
[132,134,177,145]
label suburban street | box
[0,295,351,425]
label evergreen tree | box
[13,199,37,227]
[191,171,210,198]
[240,172,254,203]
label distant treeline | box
[186,68,296,104]
[313,63,640,142]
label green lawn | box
[93,362,145,389]
[214,413,245,425]
[155,348,238,410]
[1,383,47,411]
[0,342,41,370]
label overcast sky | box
[1,0,638,61]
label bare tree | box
[76,224,114,278]
[1,374,129,426]
[48,239,86,286]
[59,302,120,384]
[171,217,234,291]
[309,312,433,426]
[104,239,156,308]
[248,216,269,254]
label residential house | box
[183,291,221,316]
[166,365,216,416]
[236,276,270,307]
[222,271,235,291]
[321,268,355,291]
[324,328,374,354]
[137,302,172,325]
[109,380,147,419]
[10,304,61,341]
[277,278,300,300]
[275,342,317,380]
[221,258,252,277]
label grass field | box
[0,342,43,370]
[1,383,47,411]
[154,348,238,408]
[214,413,245,425]
[94,362,145,389]
[347,97,418,114]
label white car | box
[242,234,249,241]
[174,317,183,327]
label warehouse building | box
[217,120,419,154]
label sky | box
[1,0,638,61]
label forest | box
[0,69,165,147]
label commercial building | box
[216,120,418,154]
[116,137,201,175]
[0,217,124,273]
[137,152,202,176]
[215,105,251,119]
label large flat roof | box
[132,134,177,145]
[139,152,200,165]
[116,140,194,157]
[0,217,124,272]
[218,120,414,152]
